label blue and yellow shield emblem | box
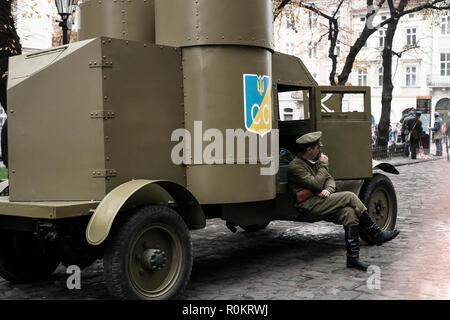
[243,74,272,136]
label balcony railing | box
[427,74,450,87]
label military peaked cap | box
[296,131,323,146]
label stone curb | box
[381,156,447,167]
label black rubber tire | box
[103,206,193,300]
[0,231,60,283]
[358,173,398,245]
[62,257,97,270]
[60,237,99,270]
[241,222,270,232]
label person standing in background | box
[446,112,450,158]
[405,111,423,160]
[429,112,443,156]
[402,110,415,157]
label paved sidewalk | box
[375,151,448,167]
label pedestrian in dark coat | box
[405,111,423,159]
[446,112,450,145]
[402,110,415,156]
[429,112,443,156]
[288,132,400,271]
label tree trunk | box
[328,19,339,85]
[377,0,408,148]
[376,18,399,148]
[0,0,22,112]
[337,25,378,86]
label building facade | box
[13,0,54,53]
[274,0,450,136]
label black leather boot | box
[345,226,370,271]
[359,211,400,246]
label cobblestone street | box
[0,159,449,300]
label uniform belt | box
[296,189,313,204]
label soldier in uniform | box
[287,132,400,271]
[405,111,423,159]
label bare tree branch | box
[273,0,294,21]
[328,0,345,85]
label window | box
[308,41,317,59]
[360,16,366,22]
[358,68,368,86]
[441,53,450,76]
[286,19,293,29]
[283,108,294,121]
[335,41,341,56]
[381,15,387,21]
[319,92,366,113]
[406,28,417,46]
[406,66,417,86]
[278,90,309,121]
[378,67,384,86]
[341,94,365,112]
[285,42,294,55]
[336,12,341,25]
[442,16,450,35]
[379,28,386,47]
[409,13,415,19]
[309,12,318,27]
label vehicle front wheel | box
[104,205,193,300]
[60,237,99,270]
[0,231,61,283]
[358,173,398,245]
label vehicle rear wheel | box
[103,205,193,300]
[60,237,99,270]
[0,231,60,283]
[241,222,270,232]
[358,174,398,245]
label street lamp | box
[55,0,75,45]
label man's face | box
[307,144,321,161]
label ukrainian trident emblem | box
[243,74,272,136]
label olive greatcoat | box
[287,157,367,227]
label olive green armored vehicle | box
[0,0,399,299]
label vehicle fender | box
[335,179,365,197]
[85,179,205,246]
[372,160,399,175]
[336,167,397,199]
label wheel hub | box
[369,188,391,228]
[141,249,167,271]
[128,222,184,298]
[375,200,384,217]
